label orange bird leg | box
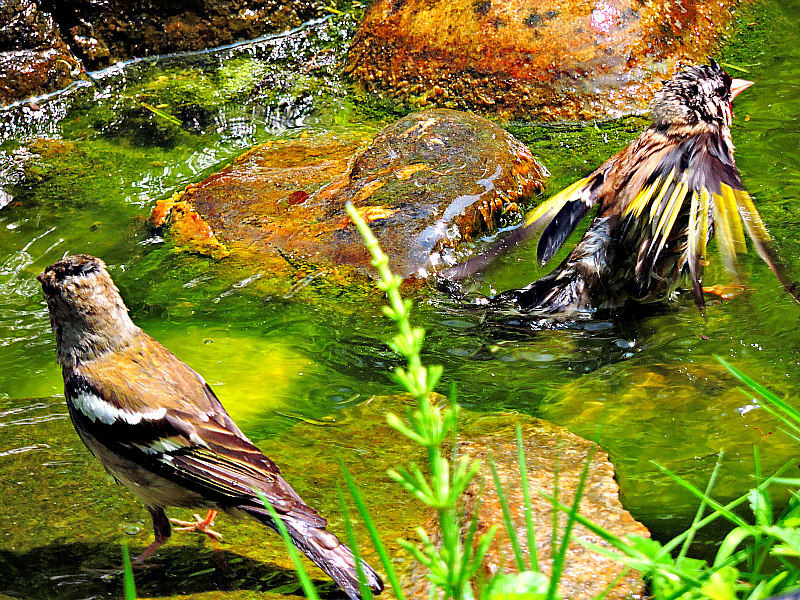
[170,509,223,541]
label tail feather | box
[491,268,590,313]
[241,504,384,600]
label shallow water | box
[1,2,800,598]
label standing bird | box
[479,61,798,313]
[38,254,383,600]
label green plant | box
[121,540,136,600]
[345,201,497,600]
[539,358,800,600]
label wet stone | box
[0,0,83,105]
[48,0,323,70]
[152,109,547,284]
[347,0,745,121]
[403,414,649,600]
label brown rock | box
[404,415,648,600]
[153,109,546,282]
[47,0,323,70]
[347,0,744,121]
[0,0,83,105]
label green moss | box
[717,0,788,68]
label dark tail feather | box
[491,265,590,313]
[242,505,383,600]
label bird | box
[38,254,383,600]
[452,61,799,314]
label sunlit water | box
[1,3,799,598]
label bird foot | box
[170,509,223,541]
[702,284,746,300]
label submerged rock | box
[404,414,648,600]
[152,109,546,285]
[0,0,83,104]
[348,0,744,120]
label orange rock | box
[348,0,744,120]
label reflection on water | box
[1,1,800,597]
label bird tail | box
[491,216,614,314]
[491,266,591,313]
[241,505,384,600]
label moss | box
[717,0,787,67]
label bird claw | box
[170,510,224,541]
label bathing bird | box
[39,254,383,600]
[479,61,798,313]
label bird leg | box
[134,506,172,564]
[702,284,746,300]
[170,509,223,541]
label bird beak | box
[730,78,754,101]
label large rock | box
[152,109,546,284]
[0,0,83,104]
[347,0,744,121]
[404,415,648,600]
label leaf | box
[486,571,552,600]
[699,566,738,600]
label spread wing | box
[523,165,611,265]
[622,133,798,306]
[66,332,324,524]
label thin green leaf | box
[253,490,321,600]
[488,454,526,572]
[516,424,538,571]
[340,460,406,600]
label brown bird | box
[457,61,798,314]
[38,254,383,600]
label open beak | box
[730,78,754,101]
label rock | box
[48,0,323,70]
[0,0,83,105]
[403,414,648,600]
[540,357,800,533]
[152,109,546,283]
[347,0,744,121]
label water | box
[1,2,800,597]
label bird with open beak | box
[456,61,798,314]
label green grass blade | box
[121,541,136,600]
[340,459,407,600]
[652,462,754,530]
[253,490,321,600]
[337,485,374,600]
[488,454,526,572]
[516,424,538,571]
[677,451,723,561]
[717,357,800,431]
[547,443,596,600]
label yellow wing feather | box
[523,176,592,228]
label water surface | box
[1,3,800,598]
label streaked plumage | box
[39,254,383,600]
[483,61,799,314]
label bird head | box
[651,61,753,133]
[39,254,139,366]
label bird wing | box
[622,132,798,306]
[522,161,613,265]
[67,333,324,524]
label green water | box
[1,2,800,598]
